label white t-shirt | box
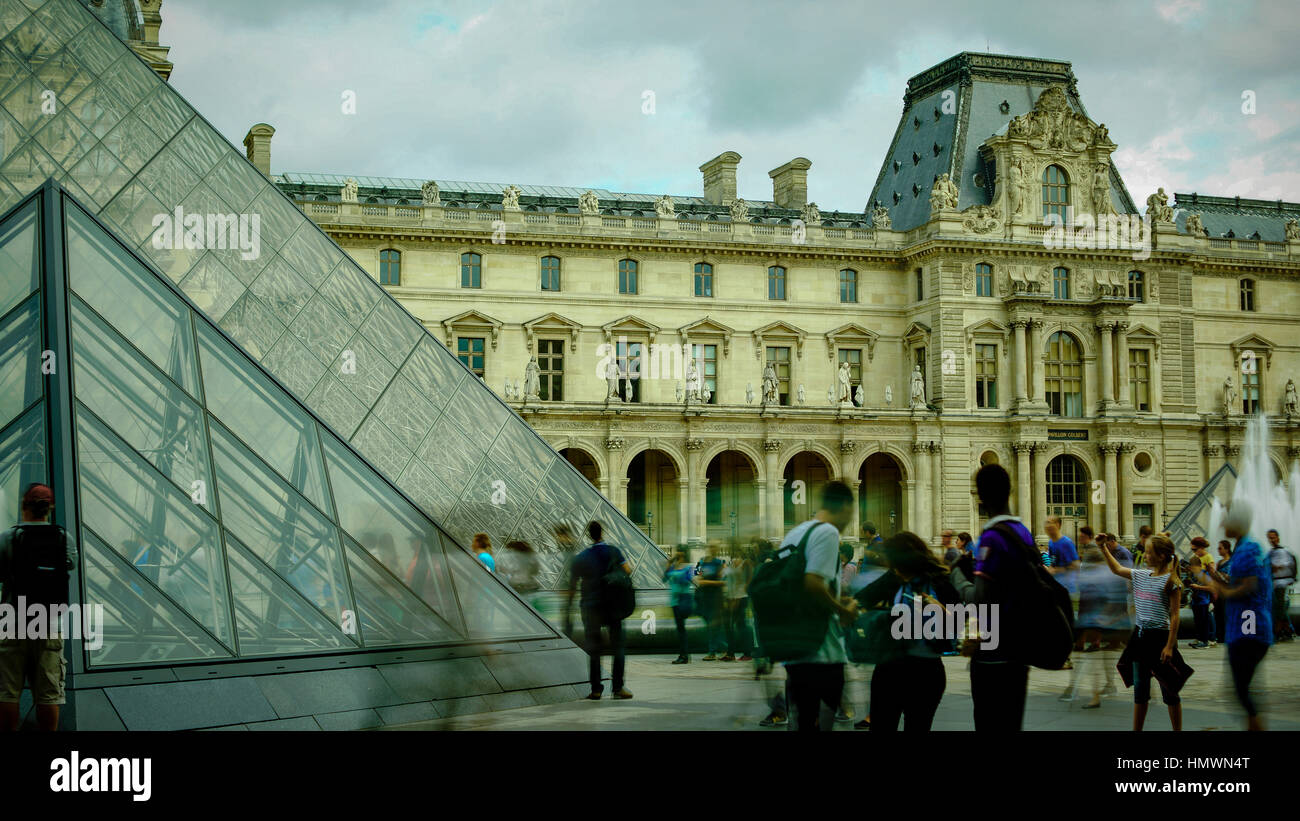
[1271,548,1296,589]
[781,519,846,666]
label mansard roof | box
[1173,192,1300,243]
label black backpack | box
[749,521,837,662]
[597,545,635,621]
[988,521,1074,670]
[7,524,69,608]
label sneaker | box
[1209,640,1218,647]
[739,655,753,661]
[585,691,602,700]
[1188,641,1207,649]
[854,718,871,730]
[1058,688,1074,702]
[759,713,788,727]
[613,688,634,699]
[1083,700,1102,710]
[672,655,689,664]
[702,654,717,661]
[721,654,736,662]
[835,709,854,723]
[1060,660,1074,670]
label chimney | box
[768,158,811,210]
[700,151,741,205]
[243,123,275,178]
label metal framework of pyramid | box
[0,0,665,592]
[1165,461,1237,558]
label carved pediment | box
[1230,333,1274,367]
[964,318,1010,358]
[901,321,931,347]
[523,311,582,353]
[602,315,661,345]
[753,320,807,359]
[825,322,880,361]
[679,316,736,357]
[1006,86,1109,154]
[443,309,503,349]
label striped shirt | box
[1130,568,1173,628]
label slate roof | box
[1172,192,1300,242]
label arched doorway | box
[560,448,599,487]
[1046,454,1089,541]
[627,449,680,546]
[783,451,832,529]
[705,450,758,544]
[859,453,904,539]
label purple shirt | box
[975,516,1037,662]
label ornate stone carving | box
[1202,445,1220,457]
[1185,213,1205,237]
[655,195,675,218]
[1222,376,1236,417]
[929,173,959,215]
[962,263,975,293]
[501,185,522,211]
[1145,188,1173,223]
[763,440,782,453]
[579,190,600,215]
[1224,445,1241,458]
[729,198,749,222]
[871,205,892,229]
[961,204,1000,234]
[340,178,358,203]
[604,437,624,451]
[1285,378,1298,416]
[1011,441,1034,454]
[912,441,928,453]
[797,384,806,404]
[840,441,857,454]
[1090,162,1113,216]
[523,357,541,400]
[801,202,820,225]
[685,438,705,452]
[1007,87,1098,153]
[761,361,779,405]
[1284,218,1300,241]
[909,366,926,408]
[1008,265,1043,293]
[420,180,440,206]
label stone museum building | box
[258,53,1300,551]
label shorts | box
[0,638,67,705]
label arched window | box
[1128,270,1145,302]
[1053,266,1070,300]
[618,259,638,295]
[975,262,993,297]
[1045,331,1083,417]
[839,269,857,303]
[379,249,400,286]
[460,252,481,288]
[1046,455,1089,525]
[1240,278,1256,311]
[540,256,561,291]
[1042,165,1070,221]
[694,262,713,297]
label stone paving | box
[383,639,1300,731]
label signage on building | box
[1048,429,1089,441]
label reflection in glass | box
[0,402,45,524]
[343,536,459,646]
[0,197,38,318]
[0,293,40,429]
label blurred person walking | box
[723,545,753,662]
[1266,529,1295,641]
[696,542,727,660]
[565,521,634,700]
[664,547,696,664]
[1213,540,1232,644]
[473,533,495,573]
[1187,537,1217,649]
[1069,541,1123,708]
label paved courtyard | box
[382,640,1300,731]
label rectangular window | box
[1128,271,1144,302]
[696,343,718,404]
[540,256,561,291]
[460,252,481,288]
[839,269,857,303]
[766,346,791,406]
[1053,267,1070,300]
[694,262,713,297]
[616,340,642,403]
[1128,348,1150,411]
[975,263,992,297]
[379,250,400,286]
[768,266,786,300]
[1133,503,1154,537]
[619,259,638,295]
[457,337,485,379]
[916,269,924,301]
[537,339,563,401]
[975,343,998,408]
[837,348,862,391]
[1243,368,1260,415]
[1240,280,1255,312]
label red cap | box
[21,483,53,508]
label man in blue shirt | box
[1200,501,1271,730]
[565,521,634,700]
[1045,516,1080,598]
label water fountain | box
[1205,414,1300,554]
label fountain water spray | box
[1206,414,1300,555]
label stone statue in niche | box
[523,357,541,399]
[605,359,622,401]
[884,384,893,406]
[1222,376,1236,417]
[1285,378,1298,416]
[746,382,755,404]
[685,357,702,401]
[1091,163,1112,216]
[798,384,806,404]
[910,365,926,408]
[762,362,779,405]
[1006,156,1025,218]
[837,361,852,404]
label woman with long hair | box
[1100,533,1192,730]
[854,531,958,731]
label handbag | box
[847,608,907,665]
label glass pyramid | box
[8,182,565,681]
[1165,462,1237,558]
[0,0,665,589]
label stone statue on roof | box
[1185,213,1205,237]
[655,195,675,219]
[579,190,600,215]
[1286,219,1300,241]
[421,180,440,206]
[930,173,958,215]
[729,198,749,222]
[501,185,522,211]
[871,205,892,229]
[801,202,820,225]
[1146,188,1173,223]
[341,178,358,203]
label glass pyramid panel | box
[0,400,43,523]
[0,291,38,427]
[442,534,553,640]
[0,0,666,589]
[0,194,36,316]
[1166,462,1238,558]
[224,531,358,657]
[342,535,459,647]
[81,527,230,667]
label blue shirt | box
[1049,537,1079,593]
[663,565,695,608]
[1225,535,1272,646]
[696,556,725,601]
[1112,545,1134,568]
[478,552,495,573]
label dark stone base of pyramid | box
[52,638,585,731]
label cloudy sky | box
[161,0,1299,211]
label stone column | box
[1101,443,1120,536]
[904,479,917,536]
[1012,320,1029,406]
[1097,321,1115,411]
[930,442,943,543]
[1029,319,1046,403]
[603,437,624,501]
[1118,444,1134,542]
[1031,443,1048,544]
[764,440,783,541]
[913,442,930,541]
[695,478,709,544]
[685,438,704,543]
[840,441,860,540]
[616,477,631,514]
[1013,441,1032,520]
[1116,322,1130,407]
[676,478,689,547]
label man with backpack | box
[751,481,859,732]
[565,520,634,700]
[952,464,1072,731]
[0,484,77,732]
[1267,529,1295,642]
